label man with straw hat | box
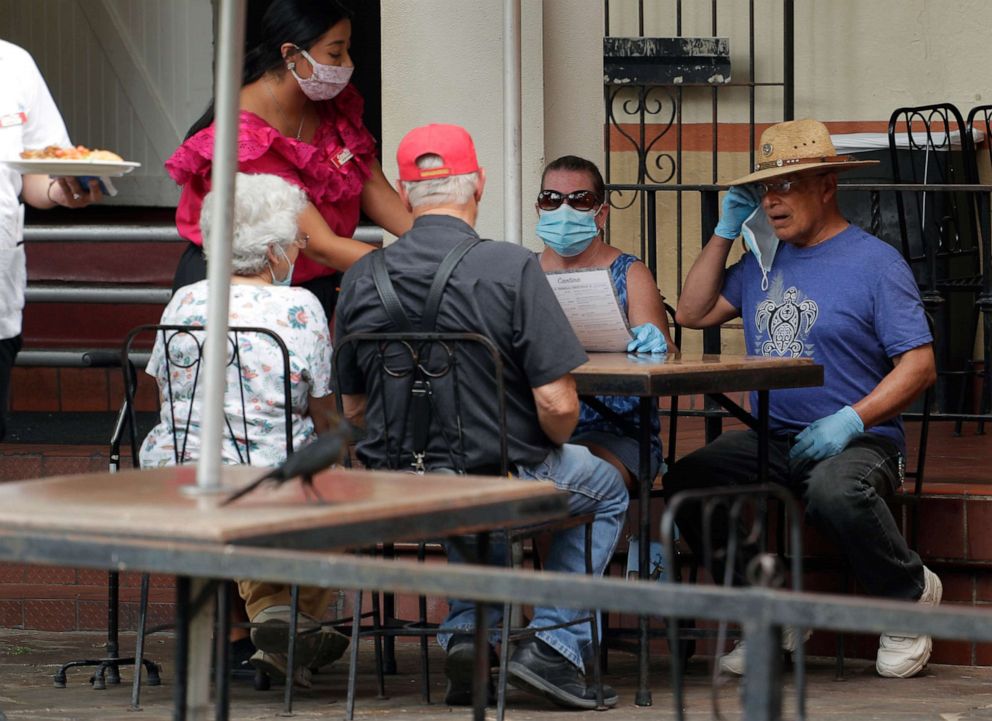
[667,119,940,678]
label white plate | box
[1,158,141,177]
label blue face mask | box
[741,206,779,292]
[269,246,295,287]
[536,204,599,257]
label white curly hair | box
[200,173,308,276]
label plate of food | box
[2,145,141,177]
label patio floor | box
[3,629,992,720]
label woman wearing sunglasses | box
[537,155,676,489]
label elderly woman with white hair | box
[139,172,346,686]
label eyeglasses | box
[293,233,310,249]
[754,175,820,197]
[536,189,601,212]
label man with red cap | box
[669,118,940,678]
[334,124,627,709]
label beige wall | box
[380,1,545,245]
[541,0,604,164]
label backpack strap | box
[370,236,482,332]
[420,237,481,331]
[371,250,414,332]
[369,236,483,473]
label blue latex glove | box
[789,406,864,462]
[714,185,761,240]
[627,323,668,354]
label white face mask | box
[288,48,353,101]
[741,206,779,292]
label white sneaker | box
[876,566,943,678]
[718,626,811,676]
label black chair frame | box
[119,324,306,713]
[333,330,604,721]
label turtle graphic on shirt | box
[755,285,818,356]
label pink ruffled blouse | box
[165,84,376,284]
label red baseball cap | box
[397,123,480,181]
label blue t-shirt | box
[721,224,931,453]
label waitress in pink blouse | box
[165,0,412,317]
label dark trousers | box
[172,241,343,321]
[662,429,924,601]
[0,334,22,442]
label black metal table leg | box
[473,531,491,721]
[173,576,191,721]
[284,583,301,714]
[214,581,232,721]
[105,571,121,684]
[635,397,653,707]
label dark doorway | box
[244,0,382,142]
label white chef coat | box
[0,40,71,339]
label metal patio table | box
[570,352,824,706]
[0,464,567,721]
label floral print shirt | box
[139,280,332,469]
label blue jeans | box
[436,443,628,671]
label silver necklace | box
[264,77,306,141]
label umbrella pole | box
[186,0,245,718]
[503,0,522,245]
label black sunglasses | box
[536,189,601,212]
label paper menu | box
[546,268,633,352]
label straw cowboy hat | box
[728,118,878,186]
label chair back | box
[887,103,982,280]
[122,324,294,466]
[332,331,509,476]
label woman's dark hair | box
[184,0,352,139]
[541,155,606,204]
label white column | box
[503,0,522,245]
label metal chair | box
[119,323,301,711]
[661,484,807,721]
[964,104,992,434]
[50,351,162,697]
[889,103,985,434]
[333,331,604,721]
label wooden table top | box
[0,465,566,550]
[572,353,823,396]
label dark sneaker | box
[230,637,256,679]
[249,650,312,688]
[507,638,617,710]
[443,634,496,706]
[250,605,324,668]
[308,626,351,672]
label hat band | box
[753,154,855,172]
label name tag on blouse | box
[330,146,354,169]
[0,112,27,128]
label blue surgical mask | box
[269,246,295,287]
[536,205,599,257]
[741,206,779,291]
